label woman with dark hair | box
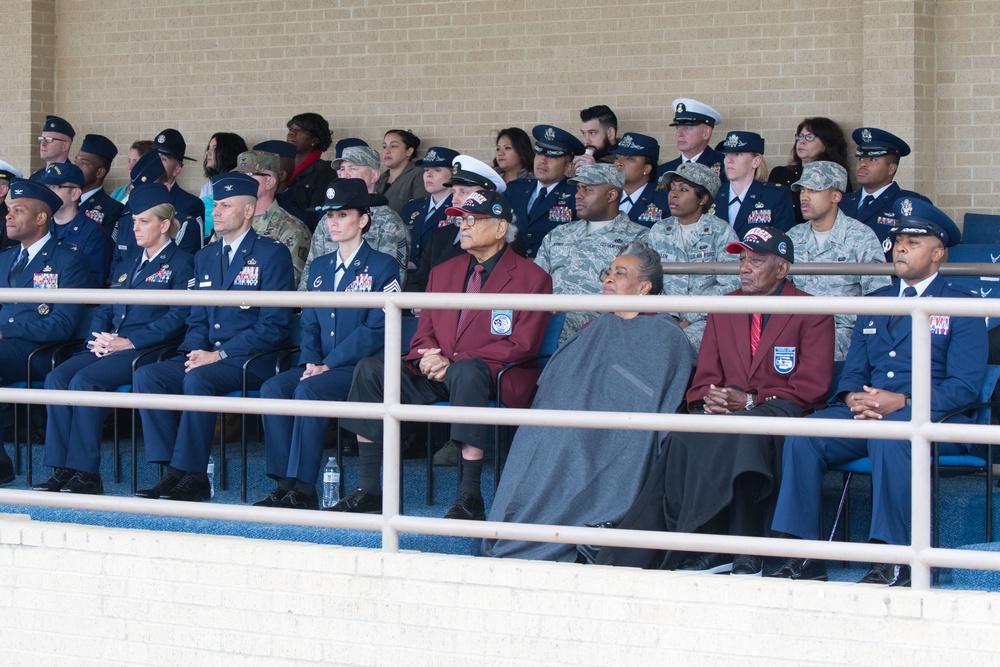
[493,127,534,183]
[199,132,248,236]
[376,129,427,215]
[285,112,338,228]
[110,140,153,203]
[768,117,852,225]
[647,162,738,353]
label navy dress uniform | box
[505,125,584,258]
[712,132,795,238]
[657,99,728,186]
[133,174,294,490]
[610,132,670,228]
[41,184,194,484]
[838,127,929,260]
[772,200,986,575]
[76,134,125,237]
[401,146,458,268]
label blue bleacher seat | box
[962,213,1000,245]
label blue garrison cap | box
[532,125,585,157]
[889,197,960,248]
[852,127,911,159]
[130,150,166,186]
[335,138,370,159]
[610,132,660,162]
[128,183,172,214]
[38,161,85,187]
[212,172,259,200]
[79,134,118,162]
[42,115,75,139]
[253,140,296,160]
[9,178,64,215]
[414,146,459,169]
[716,131,765,154]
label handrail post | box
[911,308,932,590]
[381,301,403,553]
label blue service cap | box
[852,127,911,158]
[42,115,75,139]
[253,140,296,160]
[128,183,172,214]
[532,125,585,157]
[889,197,960,248]
[9,178,65,215]
[610,132,660,162]
[335,138,369,159]
[38,161,85,187]
[314,178,388,212]
[130,150,166,186]
[0,160,22,181]
[414,146,459,169]
[716,131,765,154]
[79,134,118,162]
[212,172,259,200]
[669,99,722,127]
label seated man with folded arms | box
[770,200,986,587]
[338,189,552,520]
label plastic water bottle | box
[207,455,215,500]
[322,457,341,509]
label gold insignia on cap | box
[141,176,148,183]
[452,163,461,174]
[676,102,686,113]
[37,304,50,315]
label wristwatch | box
[744,392,755,410]
[218,349,229,360]
[903,393,911,407]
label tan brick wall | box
[0,0,996,223]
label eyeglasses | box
[37,136,68,144]
[455,215,496,227]
[794,133,818,143]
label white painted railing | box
[0,282,998,591]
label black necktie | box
[131,259,149,286]
[859,194,875,211]
[221,244,232,274]
[335,262,346,289]
[890,286,918,337]
[8,248,29,283]
[730,197,741,207]
[529,187,549,217]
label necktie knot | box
[859,194,875,210]
[903,286,917,297]
[730,197,741,207]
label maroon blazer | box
[688,280,834,412]
[407,244,553,408]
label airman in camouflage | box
[787,161,890,360]
[534,163,649,340]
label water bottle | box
[322,456,341,509]
[207,455,215,500]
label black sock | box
[357,443,383,495]
[277,478,295,491]
[293,480,317,497]
[165,466,185,479]
[458,457,483,497]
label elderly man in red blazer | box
[337,189,552,520]
[594,226,834,575]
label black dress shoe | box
[160,474,211,502]
[61,471,104,495]
[859,563,910,587]
[676,552,734,574]
[274,489,319,510]
[767,557,828,581]
[252,487,287,507]
[135,474,182,499]
[32,467,74,492]
[324,487,382,513]
[731,554,763,576]
[443,492,486,521]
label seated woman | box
[376,129,428,216]
[492,127,534,184]
[109,140,152,203]
[483,241,693,562]
[255,178,401,510]
[34,183,195,494]
[646,162,738,353]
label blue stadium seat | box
[962,213,1000,245]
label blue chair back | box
[946,244,1000,328]
[400,316,420,353]
[537,312,567,363]
[962,213,1000,245]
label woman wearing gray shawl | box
[483,241,693,562]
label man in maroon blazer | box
[337,189,553,520]
[594,226,834,575]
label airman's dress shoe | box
[859,563,910,587]
[767,557,829,581]
[135,474,182,499]
[253,487,287,507]
[274,489,319,510]
[324,487,382,513]
[443,492,485,520]
[61,471,104,495]
[676,552,734,574]
[731,554,764,576]
[32,467,73,492]
[160,474,211,502]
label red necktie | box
[457,264,485,332]
[750,312,762,356]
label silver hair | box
[618,240,663,295]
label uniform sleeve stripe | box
[383,280,400,293]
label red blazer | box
[407,245,553,408]
[688,280,834,412]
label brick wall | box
[1,514,998,665]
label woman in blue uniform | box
[712,131,796,239]
[34,183,195,494]
[256,178,402,510]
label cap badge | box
[901,199,913,217]
[676,102,686,113]
[544,127,556,141]
[157,134,166,144]
[224,184,233,192]
[326,187,335,200]
[49,122,56,128]
[452,163,460,174]
[777,241,788,256]
[13,189,22,195]
[492,203,503,216]
[38,304,50,315]
[861,129,873,143]
[140,176,148,183]
[425,149,438,162]
[724,134,741,148]
[619,135,635,148]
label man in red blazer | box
[337,189,552,520]
[595,226,834,575]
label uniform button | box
[214,341,221,347]
[214,323,220,329]
[330,313,335,318]
[889,351,896,357]
[330,331,335,336]
[887,371,895,378]
[7,318,13,323]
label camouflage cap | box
[234,150,280,175]
[791,161,848,193]
[569,163,625,189]
[661,162,721,199]
[332,145,380,170]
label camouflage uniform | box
[211,200,311,286]
[646,212,739,352]
[300,204,409,290]
[535,212,649,340]
[787,210,890,360]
